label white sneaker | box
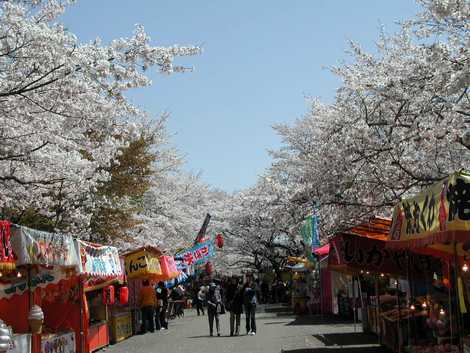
[251,332,256,336]
[247,331,252,335]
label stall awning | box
[387,170,470,253]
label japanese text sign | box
[329,234,441,277]
[389,171,470,244]
[125,249,162,279]
[176,240,215,266]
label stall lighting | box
[366,271,370,275]
[463,263,469,272]
[422,302,427,308]
[360,270,364,274]
[410,304,416,311]
[380,273,385,277]
[16,272,21,278]
[0,272,2,277]
[439,308,445,315]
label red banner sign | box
[328,234,440,277]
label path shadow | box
[282,347,390,353]
[285,315,354,326]
[313,332,379,346]
[264,321,291,325]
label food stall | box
[285,257,313,314]
[4,224,82,353]
[124,246,163,335]
[328,216,443,350]
[386,170,470,353]
[78,240,124,353]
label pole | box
[319,264,323,319]
[375,276,381,344]
[352,275,357,333]
[396,278,402,353]
[79,276,85,353]
[453,241,464,351]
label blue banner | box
[175,240,215,267]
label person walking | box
[229,280,244,336]
[155,281,169,330]
[207,282,222,337]
[243,282,257,336]
[139,280,156,334]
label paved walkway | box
[104,310,389,353]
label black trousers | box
[141,306,155,333]
[155,305,168,329]
[208,308,219,335]
[245,304,256,333]
[196,299,205,315]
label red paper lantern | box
[119,286,129,305]
[205,261,213,275]
[103,285,115,305]
[215,233,224,248]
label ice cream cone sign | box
[28,305,44,334]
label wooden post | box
[79,276,85,353]
[453,241,463,351]
[375,276,381,344]
[396,278,402,353]
[352,275,357,333]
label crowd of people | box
[193,278,258,337]
[139,276,290,337]
[139,280,172,334]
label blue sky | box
[61,1,419,192]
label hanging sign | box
[388,171,470,247]
[78,241,123,278]
[175,240,215,266]
[329,233,441,277]
[0,267,68,299]
[11,226,79,267]
[124,249,162,279]
[301,215,320,262]
[41,331,75,353]
[0,221,15,271]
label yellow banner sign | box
[389,171,470,243]
[125,249,162,279]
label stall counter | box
[109,312,132,344]
[88,321,109,352]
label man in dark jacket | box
[228,280,244,336]
[243,282,257,335]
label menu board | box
[41,332,75,353]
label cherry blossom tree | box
[267,0,469,238]
[0,0,200,234]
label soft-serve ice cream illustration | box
[28,305,44,334]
